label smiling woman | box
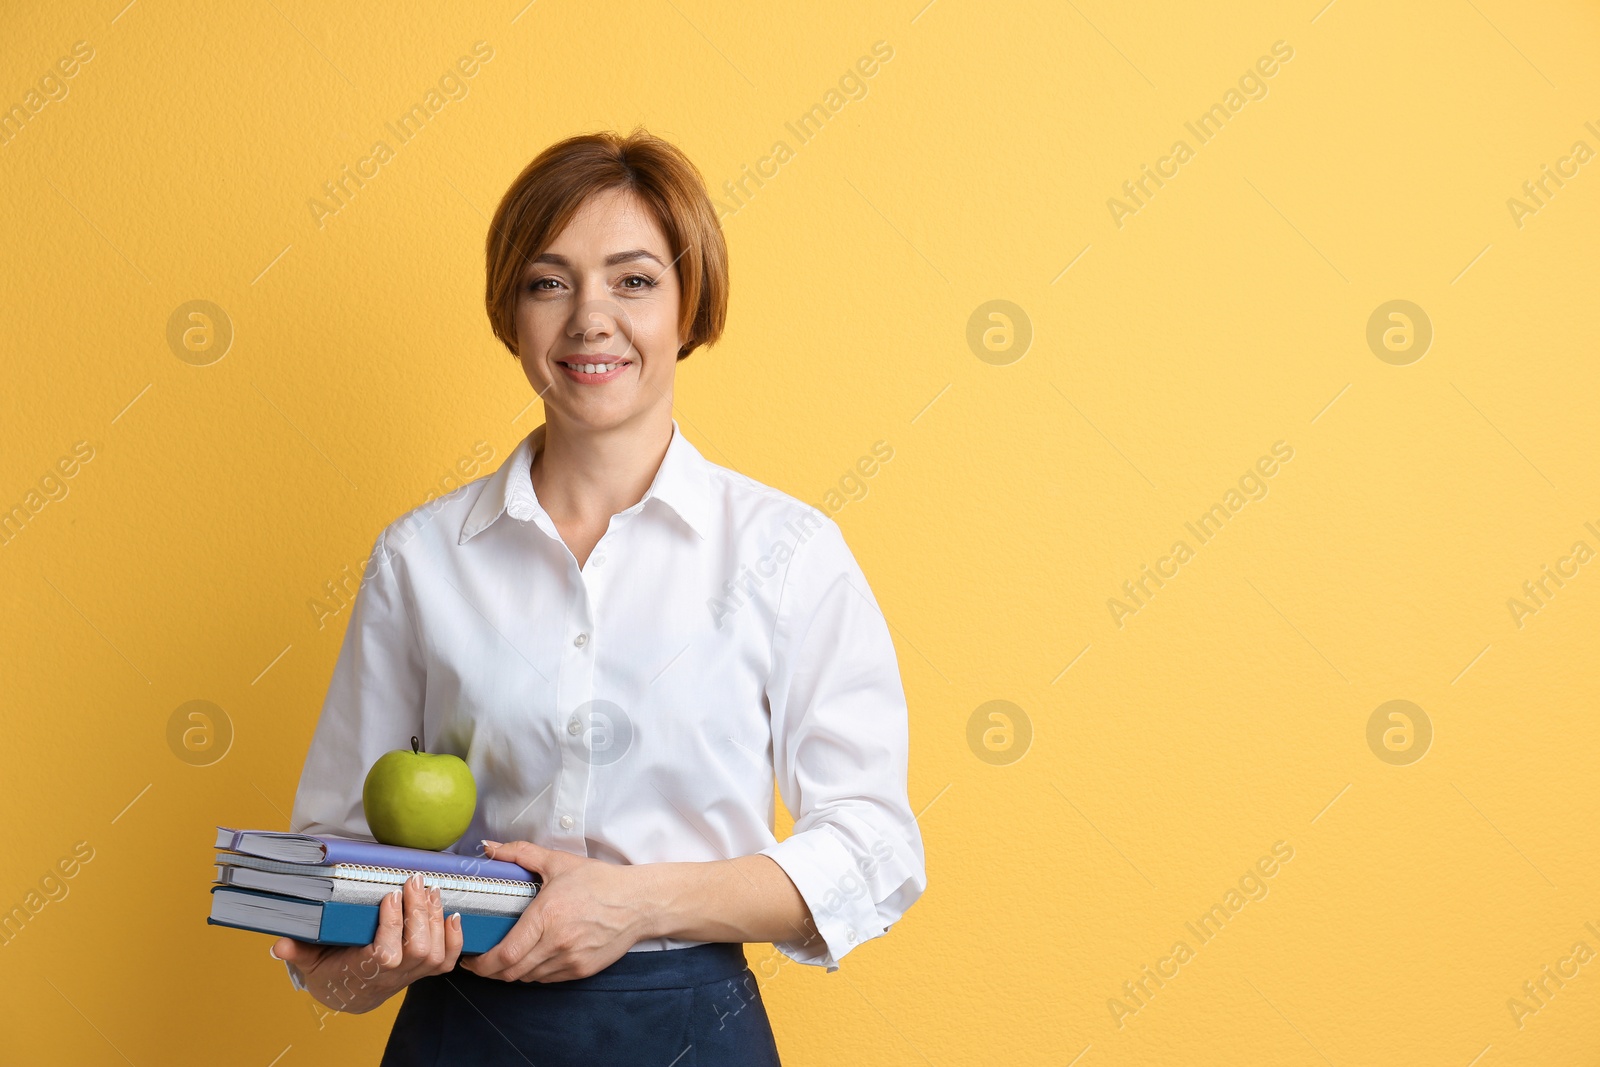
[275,128,926,1067]
[483,131,727,366]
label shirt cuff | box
[758,828,885,972]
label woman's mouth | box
[557,359,631,383]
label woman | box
[269,128,926,1065]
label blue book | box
[207,884,518,954]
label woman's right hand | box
[271,872,464,1014]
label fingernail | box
[481,839,500,849]
[268,943,283,961]
[449,912,461,924]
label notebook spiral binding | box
[221,858,541,898]
[332,862,539,896]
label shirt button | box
[567,717,581,735]
[847,929,857,943]
[574,633,588,647]
[559,814,574,830]
[592,555,606,567]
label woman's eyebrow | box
[531,249,666,267]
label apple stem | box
[411,735,421,754]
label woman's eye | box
[527,275,653,293]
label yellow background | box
[2,0,1597,1063]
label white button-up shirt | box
[285,418,925,985]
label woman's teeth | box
[561,362,628,373]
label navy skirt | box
[378,942,782,1066]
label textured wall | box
[1,0,1596,1063]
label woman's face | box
[513,186,684,433]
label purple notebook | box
[215,826,537,883]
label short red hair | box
[484,128,729,361]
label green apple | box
[362,736,477,851]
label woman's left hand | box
[459,839,652,983]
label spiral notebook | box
[213,855,534,918]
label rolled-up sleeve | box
[757,512,926,971]
[280,530,426,991]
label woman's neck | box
[529,412,674,529]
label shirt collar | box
[459,418,711,546]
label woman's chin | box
[547,398,659,433]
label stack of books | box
[207,826,541,954]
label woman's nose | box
[569,305,613,342]
[567,294,631,347]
